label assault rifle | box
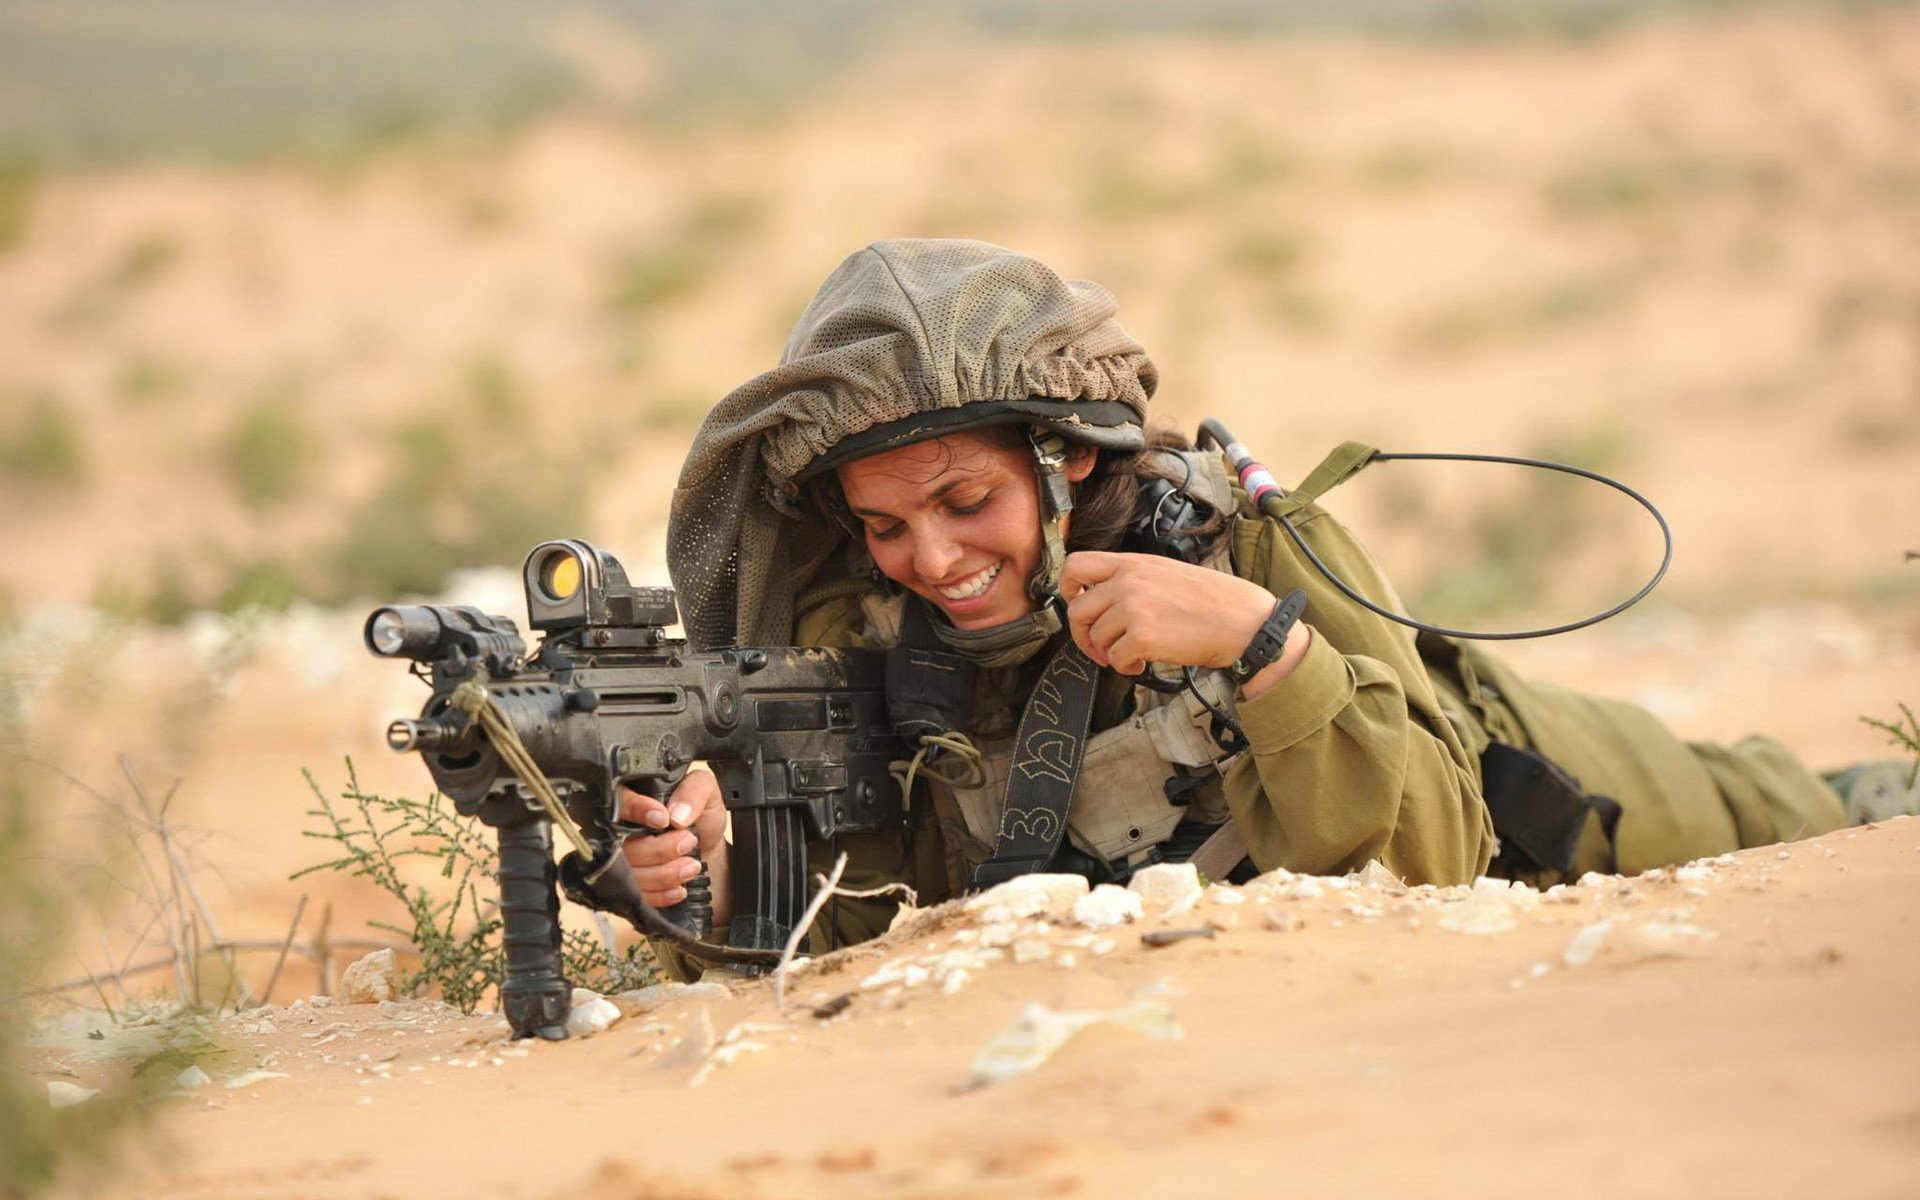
[366,539,910,1040]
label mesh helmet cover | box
[670,238,1156,649]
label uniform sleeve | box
[1222,504,1494,885]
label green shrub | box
[216,558,302,614]
[608,244,708,315]
[1225,229,1306,278]
[106,233,181,293]
[0,153,41,253]
[0,391,85,488]
[0,778,165,1199]
[1358,141,1450,192]
[1545,156,1666,219]
[1408,422,1639,619]
[1861,703,1919,790]
[226,400,313,510]
[466,354,523,428]
[296,764,657,1013]
[114,353,189,406]
[326,412,582,603]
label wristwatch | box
[1226,589,1308,686]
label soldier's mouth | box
[934,561,1002,601]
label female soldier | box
[620,237,1866,965]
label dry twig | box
[772,854,917,1014]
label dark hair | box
[796,422,1227,591]
[1066,425,1228,556]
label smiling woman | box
[622,238,1862,978]
[837,431,1085,632]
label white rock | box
[1576,872,1619,889]
[958,997,1182,1091]
[1632,921,1719,955]
[1247,866,1297,890]
[1284,877,1324,901]
[858,958,913,990]
[1472,877,1542,911]
[339,948,401,1005]
[1207,886,1247,907]
[964,874,1090,920]
[1263,908,1303,932]
[1352,860,1408,894]
[654,1008,716,1068]
[47,1081,98,1108]
[1674,864,1714,884]
[977,922,1019,948]
[1562,920,1614,967]
[1128,863,1203,914]
[225,1069,291,1090]
[173,1065,212,1090]
[1438,897,1517,935]
[1072,885,1144,929]
[1012,938,1053,964]
[565,989,622,1038]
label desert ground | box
[35,824,1920,1200]
[4,4,1918,1196]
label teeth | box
[937,562,1001,600]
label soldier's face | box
[837,430,1092,631]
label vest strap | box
[1184,820,1249,883]
[1267,441,1380,518]
[968,637,1103,890]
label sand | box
[33,819,1917,1200]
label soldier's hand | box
[1059,551,1301,689]
[619,768,731,927]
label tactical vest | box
[860,447,1255,895]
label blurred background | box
[0,0,1914,1001]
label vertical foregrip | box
[674,844,715,940]
[495,818,571,1040]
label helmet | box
[670,239,1156,650]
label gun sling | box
[968,636,1103,890]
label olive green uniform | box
[762,480,1847,958]
[651,238,1845,977]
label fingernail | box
[644,808,669,828]
[669,803,693,826]
[678,860,701,881]
[677,834,697,855]
[667,887,686,904]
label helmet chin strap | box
[1027,428,1075,603]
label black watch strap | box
[1227,589,1308,685]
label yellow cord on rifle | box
[449,677,593,860]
